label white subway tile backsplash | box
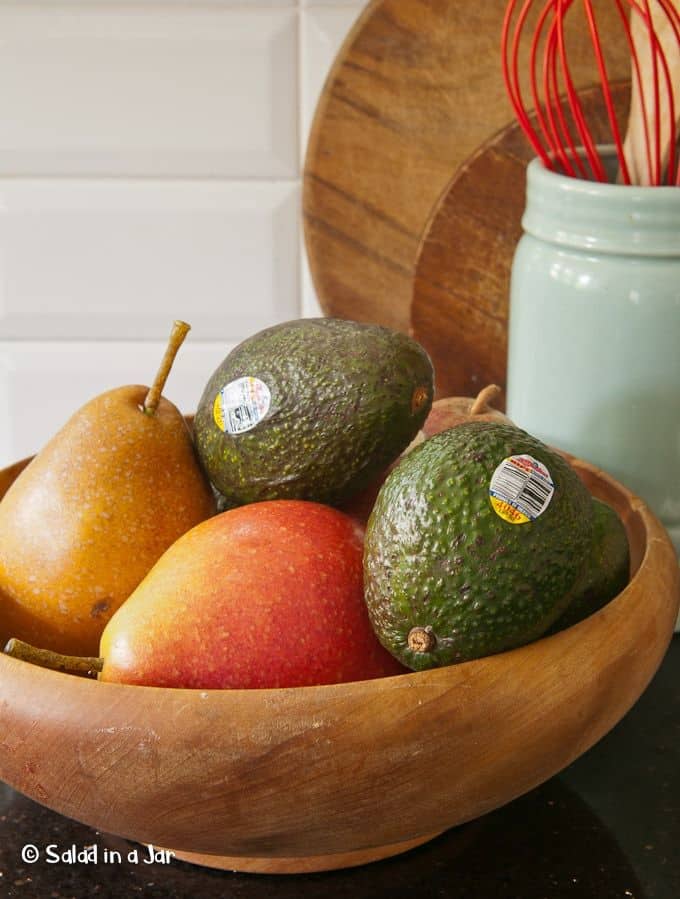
[301,6,363,151]
[0,180,300,341]
[301,252,324,318]
[0,6,298,177]
[0,340,234,467]
[300,6,363,318]
[2,1,297,5]
[0,2,368,467]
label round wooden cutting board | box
[303,0,632,334]
[411,81,631,402]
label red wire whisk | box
[501,0,680,185]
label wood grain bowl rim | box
[0,451,677,862]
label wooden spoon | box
[622,1,680,185]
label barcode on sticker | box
[227,403,256,433]
[489,454,555,523]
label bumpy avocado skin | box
[194,319,434,506]
[363,422,595,670]
[549,498,630,632]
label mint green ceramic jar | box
[507,150,680,569]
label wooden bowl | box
[0,454,677,874]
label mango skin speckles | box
[363,422,595,670]
[100,501,406,689]
[193,319,434,508]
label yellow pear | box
[0,321,216,655]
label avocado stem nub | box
[143,320,191,416]
[3,638,103,678]
[470,384,502,416]
[411,385,430,416]
[407,626,437,654]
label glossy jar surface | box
[507,151,680,563]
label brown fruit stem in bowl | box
[4,638,102,678]
[470,384,502,416]
[143,320,191,416]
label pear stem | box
[143,320,191,416]
[3,638,102,678]
[470,384,502,416]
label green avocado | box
[194,318,434,506]
[363,421,595,670]
[549,498,630,632]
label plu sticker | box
[213,377,271,435]
[489,454,555,524]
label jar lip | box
[522,148,680,255]
[528,145,680,196]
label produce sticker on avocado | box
[489,454,555,524]
[213,377,271,435]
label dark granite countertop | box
[0,636,677,899]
